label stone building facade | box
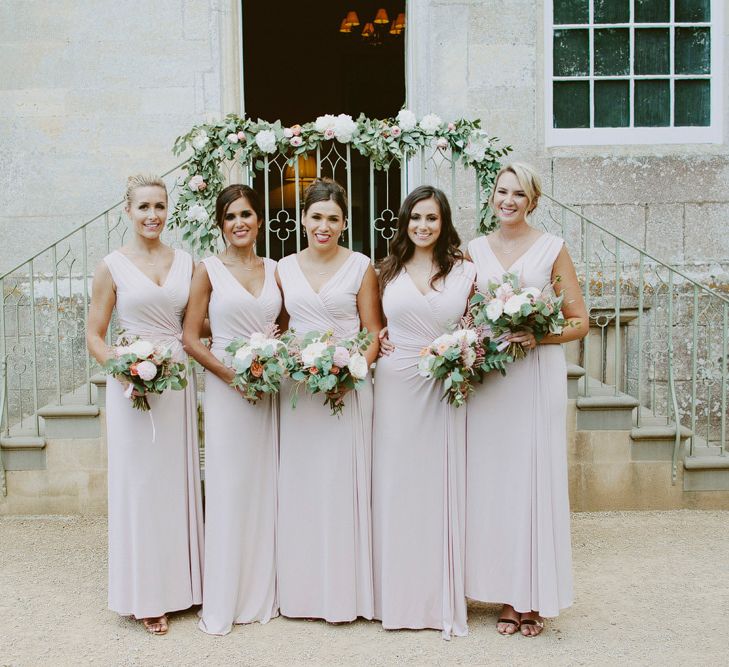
[2,0,727,276]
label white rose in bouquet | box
[418,353,436,377]
[495,282,515,302]
[314,114,336,132]
[135,360,158,381]
[333,113,357,143]
[301,341,328,366]
[485,299,504,320]
[462,347,477,369]
[248,332,268,350]
[129,340,155,358]
[348,353,369,380]
[233,344,254,370]
[522,286,542,301]
[396,109,417,131]
[453,328,478,345]
[504,293,530,316]
[419,113,443,133]
[255,129,277,154]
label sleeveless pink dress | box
[198,256,281,635]
[103,248,204,618]
[276,251,374,622]
[465,233,573,617]
[373,261,475,640]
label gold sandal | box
[142,615,168,635]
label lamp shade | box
[394,12,406,29]
[344,11,360,27]
[339,18,351,33]
[361,22,375,37]
[374,8,389,24]
[389,20,400,35]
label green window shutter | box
[594,0,629,23]
[635,0,670,23]
[594,80,630,127]
[554,0,589,24]
[634,28,670,74]
[675,0,711,22]
[675,80,711,126]
[554,29,589,76]
[554,81,590,128]
[634,80,670,126]
[675,27,711,75]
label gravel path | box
[1,511,728,666]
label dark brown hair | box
[303,177,348,218]
[377,185,463,293]
[215,184,263,239]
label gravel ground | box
[1,511,728,666]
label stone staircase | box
[3,362,729,515]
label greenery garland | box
[170,111,511,255]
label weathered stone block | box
[645,204,685,264]
[684,204,729,263]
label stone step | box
[567,363,585,399]
[683,450,729,491]
[575,376,640,430]
[0,435,46,471]
[630,413,692,462]
[37,404,100,439]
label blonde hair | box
[489,162,542,216]
[125,174,167,206]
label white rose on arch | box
[396,109,417,131]
[186,203,209,223]
[333,113,358,143]
[191,130,209,151]
[419,113,443,134]
[314,114,337,132]
[255,129,277,154]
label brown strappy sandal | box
[496,616,521,635]
[520,615,545,637]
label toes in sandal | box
[142,616,168,636]
[496,617,521,635]
[520,617,544,637]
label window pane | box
[554,29,589,76]
[594,28,630,75]
[635,80,670,126]
[635,29,670,74]
[675,27,711,74]
[554,0,589,24]
[634,0,670,22]
[594,80,630,127]
[675,0,710,22]
[675,80,711,126]
[594,0,629,23]
[553,81,590,128]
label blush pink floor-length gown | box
[465,233,574,617]
[198,256,281,635]
[103,249,204,618]
[372,260,475,640]
[276,251,374,622]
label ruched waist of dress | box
[121,329,185,360]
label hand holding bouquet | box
[287,329,373,416]
[470,272,567,360]
[105,337,188,411]
[417,323,486,408]
[226,329,293,404]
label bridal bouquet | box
[226,329,293,404]
[470,272,567,360]
[287,329,373,416]
[417,321,492,408]
[105,337,188,411]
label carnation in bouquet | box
[470,272,568,360]
[417,318,511,408]
[104,336,188,411]
[225,328,293,404]
[287,329,373,416]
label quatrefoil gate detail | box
[267,210,298,242]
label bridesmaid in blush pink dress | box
[373,186,473,640]
[275,178,382,623]
[465,163,588,637]
[183,185,281,635]
[87,175,203,636]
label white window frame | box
[544,0,724,146]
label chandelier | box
[339,8,405,45]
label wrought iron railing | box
[1,143,727,488]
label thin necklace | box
[225,250,261,271]
[499,230,532,255]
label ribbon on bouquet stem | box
[123,384,157,443]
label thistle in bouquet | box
[470,272,568,361]
[417,320,485,408]
[225,327,294,404]
[104,336,188,411]
[287,329,373,416]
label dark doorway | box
[243,2,406,123]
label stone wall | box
[0,0,231,274]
